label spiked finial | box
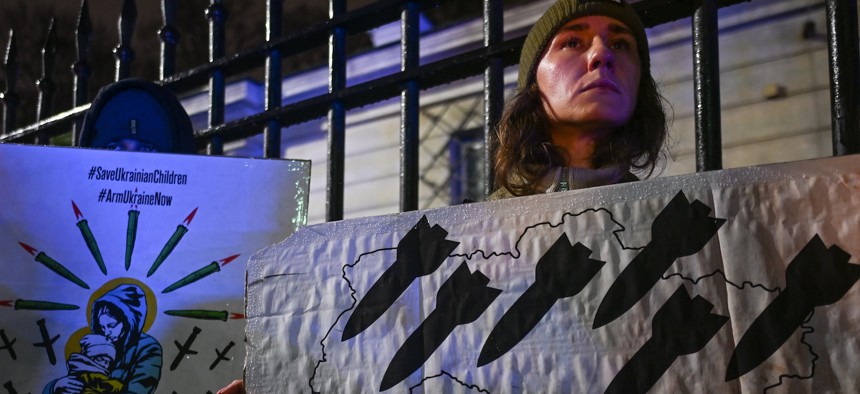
[75,0,92,62]
[159,0,179,78]
[3,29,19,133]
[114,0,137,80]
[37,18,58,126]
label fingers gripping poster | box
[246,155,860,393]
[0,144,310,393]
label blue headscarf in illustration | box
[44,284,163,394]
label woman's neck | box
[549,125,612,169]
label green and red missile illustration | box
[0,299,79,311]
[126,207,140,271]
[18,242,89,289]
[164,310,245,321]
[162,254,240,294]
[147,207,198,277]
[72,200,107,275]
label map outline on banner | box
[246,154,860,393]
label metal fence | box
[1,0,858,222]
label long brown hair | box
[493,71,668,196]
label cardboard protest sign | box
[0,144,309,393]
[246,155,859,393]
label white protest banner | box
[0,143,309,393]
[246,155,859,393]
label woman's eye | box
[611,40,630,50]
[565,40,580,48]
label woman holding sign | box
[219,0,668,392]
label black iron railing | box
[1,0,858,221]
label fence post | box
[71,0,92,146]
[36,18,57,145]
[327,0,346,221]
[2,30,18,136]
[483,0,504,198]
[825,0,860,155]
[160,0,179,80]
[206,0,227,155]
[400,0,420,212]
[115,0,137,81]
[692,0,722,171]
[264,0,283,159]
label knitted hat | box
[518,0,649,88]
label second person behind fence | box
[77,78,198,154]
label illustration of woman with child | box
[44,284,163,394]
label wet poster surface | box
[0,144,309,393]
[247,155,860,393]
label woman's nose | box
[587,37,614,72]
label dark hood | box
[90,284,148,352]
[78,78,197,153]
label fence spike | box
[825,0,860,155]
[206,0,227,155]
[482,0,503,198]
[75,0,92,75]
[2,29,19,135]
[326,0,346,220]
[37,18,58,137]
[72,0,92,145]
[115,0,137,80]
[400,1,421,212]
[160,0,179,80]
[693,0,723,171]
[264,0,283,159]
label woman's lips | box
[581,79,620,93]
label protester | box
[78,78,198,154]
[217,0,666,391]
[490,0,667,199]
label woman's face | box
[536,16,641,134]
[99,313,125,344]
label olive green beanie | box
[518,0,649,89]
